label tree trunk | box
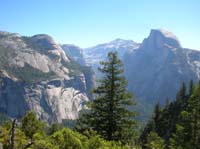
[10,119,17,149]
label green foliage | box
[49,128,129,149]
[139,120,155,147]
[170,82,200,148]
[0,125,10,148]
[30,132,56,149]
[0,113,130,148]
[141,80,200,148]
[47,123,62,135]
[13,128,28,148]
[50,128,84,149]
[76,52,137,145]
[31,140,56,149]
[87,134,127,149]
[21,111,44,139]
[145,131,165,149]
[0,124,28,149]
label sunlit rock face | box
[0,31,94,123]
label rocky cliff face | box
[61,44,86,65]
[83,29,200,104]
[0,31,94,123]
[124,29,200,104]
[82,29,200,121]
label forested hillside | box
[140,80,200,148]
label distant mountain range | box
[84,38,140,65]
[82,29,200,102]
[80,29,200,120]
[0,29,200,123]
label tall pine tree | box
[76,52,137,144]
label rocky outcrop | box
[142,29,181,50]
[61,44,86,65]
[0,31,94,123]
[123,29,200,104]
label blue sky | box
[0,0,200,49]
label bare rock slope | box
[0,31,94,123]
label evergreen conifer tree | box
[189,79,194,96]
[76,52,137,144]
[170,83,200,148]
